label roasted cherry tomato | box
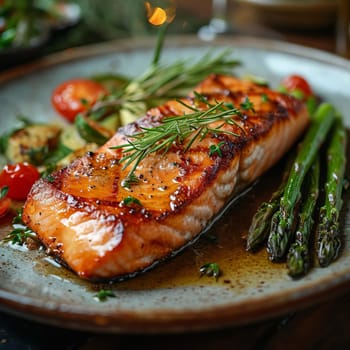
[51,78,108,122]
[281,75,313,99]
[0,163,40,201]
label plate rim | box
[1,271,350,333]
[1,35,350,334]
[1,35,350,84]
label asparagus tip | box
[317,225,341,267]
[267,211,291,261]
[287,241,310,278]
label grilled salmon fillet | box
[22,74,309,281]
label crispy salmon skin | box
[23,74,309,281]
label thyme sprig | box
[112,94,250,187]
[3,227,37,245]
[2,209,38,246]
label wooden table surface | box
[1,1,350,349]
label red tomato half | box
[0,163,40,201]
[281,75,313,98]
[51,78,108,122]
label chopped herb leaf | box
[122,196,143,207]
[94,289,116,302]
[261,93,269,103]
[44,174,55,183]
[209,141,225,157]
[0,186,9,200]
[199,262,221,280]
[3,227,37,245]
[80,98,89,106]
[223,102,235,109]
[12,208,23,224]
[240,97,255,112]
[121,173,140,189]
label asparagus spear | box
[267,103,336,261]
[246,91,317,253]
[246,155,293,251]
[287,156,320,277]
[317,116,347,267]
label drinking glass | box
[198,0,229,41]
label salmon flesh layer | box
[22,75,309,281]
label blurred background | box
[0,0,349,69]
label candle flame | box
[145,1,176,26]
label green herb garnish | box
[120,173,140,189]
[0,186,9,200]
[44,174,55,183]
[80,98,89,107]
[240,97,255,112]
[86,50,239,121]
[94,289,116,302]
[2,209,38,246]
[209,141,225,157]
[121,196,143,207]
[3,227,37,245]
[199,262,221,280]
[261,93,269,103]
[112,94,248,187]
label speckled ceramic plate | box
[0,36,350,334]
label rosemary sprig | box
[151,22,169,66]
[129,49,239,102]
[112,94,250,187]
[89,50,240,116]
